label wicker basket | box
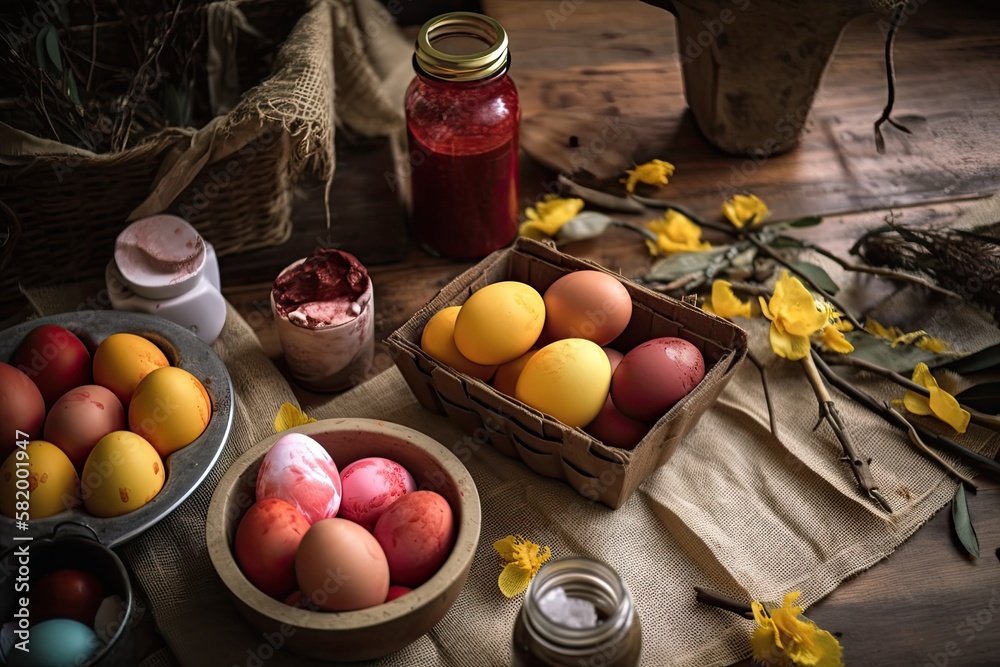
[387,239,749,509]
[0,0,321,314]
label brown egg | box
[44,385,126,470]
[295,518,389,611]
[542,271,632,346]
[0,362,46,460]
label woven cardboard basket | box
[387,239,748,509]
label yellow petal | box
[812,628,845,667]
[903,390,934,416]
[759,296,775,321]
[722,194,770,228]
[498,562,532,598]
[865,318,903,343]
[915,335,950,354]
[711,280,752,319]
[518,219,557,241]
[769,322,811,360]
[644,210,712,255]
[273,402,316,432]
[819,324,854,354]
[493,535,517,562]
[928,387,971,434]
[903,363,970,432]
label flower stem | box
[883,403,978,491]
[822,355,1000,433]
[694,587,754,620]
[801,352,893,513]
[746,351,779,439]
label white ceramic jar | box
[106,215,226,344]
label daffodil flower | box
[704,280,752,319]
[865,318,949,353]
[493,535,552,598]
[622,159,675,193]
[723,194,770,229]
[644,209,712,256]
[274,402,316,432]
[519,197,585,241]
[751,592,844,667]
[758,272,829,360]
[903,363,970,433]
[818,324,854,354]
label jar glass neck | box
[523,558,633,650]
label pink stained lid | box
[114,215,206,299]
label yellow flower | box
[865,318,949,352]
[493,535,552,598]
[622,159,675,193]
[819,324,854,354]
[274,402,316,432]
[644,209,712,256]
[704,280,752,319]
[519,197,585,241]
[903,363,970,433]
[722,194,770,229]
[758,272,829,360]
[751,592,844,667]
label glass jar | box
[512,557,642,666]
[404,12,520,259]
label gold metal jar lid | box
[414,12,509,82]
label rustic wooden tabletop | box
[223,1,1000,664]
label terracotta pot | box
[644,0,892,155]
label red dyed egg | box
[256,433,342,524]
[611,337,705,422]
[234,498,310,599]
[0,362,45,460]
[373,490,456,588]
[44,385,126,469]
[339,457,416,530]
[13,325,92,408]
[32,569,105,626]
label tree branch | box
[801,352,892,512]
[884,403,978,491]
[746,351,779,439]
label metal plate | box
[0,311,233,548]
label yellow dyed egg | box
[515,339,612,427]
[129,366,211,458]
[0,441,79,519]
[421,307,497,381]
[454,281,544,365]
[82,431,165,517]
[93,333,170,406]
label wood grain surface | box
[222,0,1000,664]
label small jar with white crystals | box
[512,557,641,666]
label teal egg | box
[6,619,100,666]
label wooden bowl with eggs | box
[205,418,481,662]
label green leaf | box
[164,79,193,128]
[951,483,979,558]
[789,216,824,228]
[793,261,839,296]
[647,247,727,282]
[64,70,81,111]
[43,23,62,73]
[54,3,71,27]
[945,343,1000,374]
[954,383,1000,415]
[844,332,957,373]
[34,25,49,71]
[555,212,613,243]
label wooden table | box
[223,1,1000,664]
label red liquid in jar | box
[405,71,520,259]
[407,130,518,258]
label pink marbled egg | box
[339,457,416,530]
[256,433,342,524]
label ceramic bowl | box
[206,418,481,662]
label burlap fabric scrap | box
[20,196,1000,667]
